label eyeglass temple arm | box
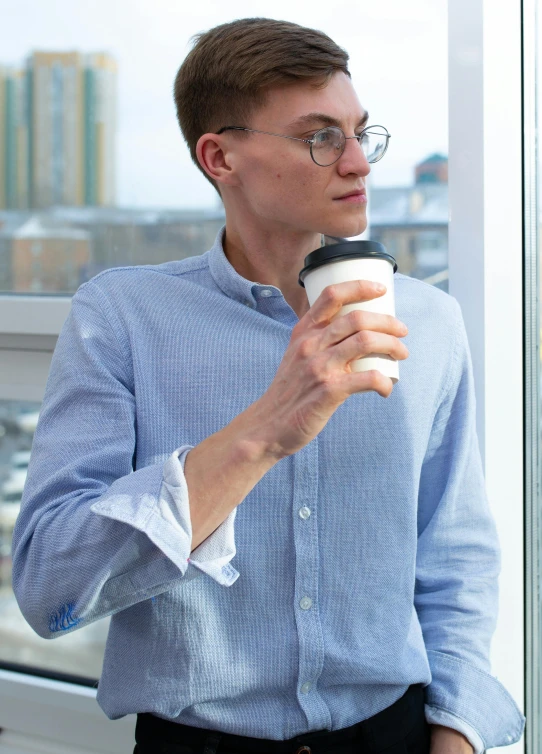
[215,126,312,143]
[217,125,391,140]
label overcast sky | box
[3,0,448,209]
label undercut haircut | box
[173,17,351,195]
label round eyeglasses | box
[215,124,390,167]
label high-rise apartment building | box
[29,51,85,208]
[83,53,117,207]
[0,51,116,210]
[0,67,28,209]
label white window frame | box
[0,0,530,750]
[448,1,528,752]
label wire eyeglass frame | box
[215,124,391,166]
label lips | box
[335,190,367,200]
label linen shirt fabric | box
[12,226,525,753]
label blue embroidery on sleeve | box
[49,602,81,632]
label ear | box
[196,133,240,189]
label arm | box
[415,298,525,751]
[11,280,277,639]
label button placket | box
[291,441,330,729]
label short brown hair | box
[173,17,350,195]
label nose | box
[337,136,371,178]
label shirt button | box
[299,596,313,610]
[299,506,311,520]
[300,682,312,694]
[244,301,252,307]
[260,289,273,297]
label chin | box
[320,217,367,240]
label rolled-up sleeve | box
[415,298,525,750]
[11,280,238,641]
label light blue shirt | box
[12,227,525,752]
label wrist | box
[231,400,288,464]
[430,724,474,754]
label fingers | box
[344,369,395,399]
[319,308,408,350]
[305,280,386,328]
[329,329,409,369]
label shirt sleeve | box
[11,280,239,641]
[415,297,525,750]
[425,706,485,754]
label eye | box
[312,129,334,144]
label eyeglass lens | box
[311,126,388,166]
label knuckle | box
[305,352,319,374]
[323,285,340,305]
[350,309,366,329]
[371,370,393,396]
[357,330,376,350]
[318,376,335,397]
[298,336,315,359]
[307,355,326,380]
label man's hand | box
[430,725,474,754]
[245,280,409,461]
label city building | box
[0,206,226,293]
[369,155,448,290]
[414,152,448,184]
[0,51,117,211]
[10,216,91,293]
[0,67,28,210]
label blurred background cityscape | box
[0,48,449,297]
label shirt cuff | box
[425,705,485,754]
[424,649,525,750]
[164,446,239,587]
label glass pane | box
[0,1,447,295]
[0,399,107,681]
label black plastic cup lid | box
[298,240,397,288]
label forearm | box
[186,280,409,552]
[184,400,282,551]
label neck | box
[222,222,322,320]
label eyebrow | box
[285,111,370,131]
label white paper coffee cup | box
[298,240,399,383]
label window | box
[12,6,536,754]
[0,3,449,688]
[0,2,448,295]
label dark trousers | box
[133,684,430,754]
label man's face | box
[224,71,372,238]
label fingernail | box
[375,283,386,292]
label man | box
[12,17,524,754]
